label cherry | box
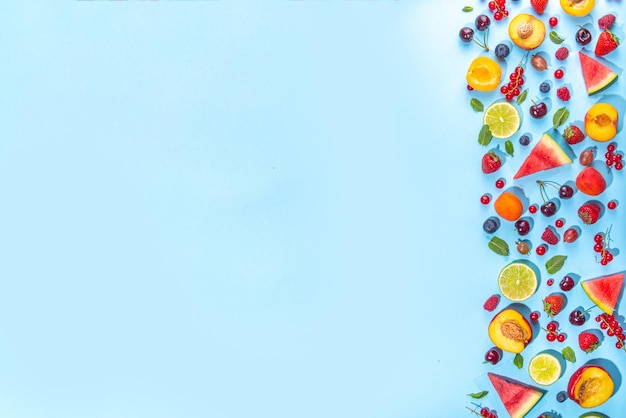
[530,101,548,119]
[475,14,491,31]
[569,309,587,326]
[514,218,531,235]
[559,185,574,199]
[576,26,592,46]
[541,201,557,217]
[484,347,503,365]
[559,275,575,291]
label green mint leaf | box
[467,390,488,399]
[505,140,514,157]
[478,124,493,146]
[553,107,570,129]
[488,236,509,256]
[562,346,576,363]
[470,98,484,112]
[462,6,474,12]
[546,255,567,274]
[514,353,523,369]
[550,31,565,44]
[516,89,528,105]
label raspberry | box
[598,14,616,30]
[483,294,500,312]
[542,227,560,245]
[556,86,571,102]
[555,47,569,61]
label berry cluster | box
[605,142,623,170]
[500,65,524,101]
[467,406,499,418]
[596,313,626,350]
[487,0,509,21]
[545,321,566,342]
[593,231,614,266]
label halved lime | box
[498,261,538,301]
[528,352,562,386]
[484,101,521,139]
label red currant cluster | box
[487,0,508,21]
[500,66,524,101]
[605,142,623,170]
[545,321,566,342]
[593,231,614,266]
[596,313,626,350]
[468,406,499,418]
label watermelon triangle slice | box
[513,132,573,179]
[487,372,545,418]
[579,51,618,96]
[581,272,625,314]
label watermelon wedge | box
[487,372,545,418]
[581,272,625,314]
[579,51,618,96]
[513,132,573,179]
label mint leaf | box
[562,346,576,363]
[516,89,528,105]
[550,31,565,44]
[478,124,493,146]
[505,140,514,157]
[467,390,488,399]
[470,98,484,112]
[553,107,569,129]
[546,255,567,274]
[488,237,509,256]
[462,6,474,12]
[514,353,523,369]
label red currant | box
[608,143,616,153]
[547,278,554,286]
[500,85,508,94]
[594,243,603,252]
[605,151,613,160]
[480,407,490,417]
[547,332,557,342]
[536,245,547,256]
[467,85,474,91]
[615,161,623,170]
[617,341,623,349]
[488,1,497,10]
[494,11,503,21]
[594,233,604,243]
[608,200,617,210]
[555,219,564,228]
[481,194,491,204]
[529,205,537,214]
[557,333,566,343]
[554,69,564,79]
[549,17,558,27]
[495,179,505,189]
[530,311,539,321]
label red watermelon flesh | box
[513,132,573,179]
[487,372,545,418]
[581,272,625,314]
[579,51,618,96]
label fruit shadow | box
[584,358,622,395]
[590,94,626,134]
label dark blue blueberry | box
[556,391,567,403]
[540,82,551,93]
[483,217,501,234]
[519,135,531,146]
[494,43,510,61]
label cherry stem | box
[537,181,550,204]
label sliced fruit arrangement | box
[487,372,546,418]
[578,52,618,96]
[513,131,573,179]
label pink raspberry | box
[483,295,500,312]
[557,86,571,102]
[555,47,569,61]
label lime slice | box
[528,352,562,386]
[484,101,521,139]
[498,261,538,301]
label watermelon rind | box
[579,51,619,96]
[513,132,573,179]
[487,372,545,418]
[581,272,625,315]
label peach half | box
[488,308,532,353]
[560,0,596,17]
[568,365,614,408]
[585,103,618,142]
[508,14,546,50]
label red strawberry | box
[543,294,566,317]
[578,330,600,353]
[541,227,559,245]
[482,151,502,174]
[595,30,620,56]
[555,47,569,61]
[530,0,548,15]
[598,14,616,30]
[483,294,500,312]
[562,125,585,144]
[556,86,570,102]
[578,202,602,224]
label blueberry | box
[494,43,510,61]
[556,391,567,403]
[539,82,551,93]
[483,217,501,234]
[519,135,530,146]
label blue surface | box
[0,1,625,417]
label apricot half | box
[560,0,596,17]
[488,308,532,353]
[576,166,607,196]
[568,365,614,408]
[508,14,546,50]
[466,56,502,92]
[585,103,618,142]
[494,191,524,221]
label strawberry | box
[595,30,620,57]
[541,227,559,245]
[555,47,569,61]
[578,331,600,353]
[556,86,570,102]
[562,125,585,144]
[598,13,616,30]
[578,202,602,225]
[483,294,500,312]
[530,0,548,15]
[482,151,502,174]
[543,294,566,317]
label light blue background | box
[0,1,624,417]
